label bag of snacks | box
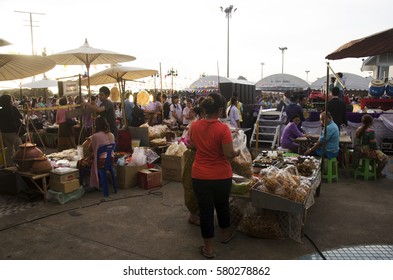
[238,203,283,239]
[230,130,253,178]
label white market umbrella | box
[21,77,58,88]
[48,38,136,94]
[0,54,56,81]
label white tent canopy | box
[255,73,309,91]
[186,75,254,91]
[310,72,372,91]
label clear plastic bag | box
[232,130,252,163]
[130,147,147,166]
[230,130,253,178]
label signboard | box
[62,81,79,96]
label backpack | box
[130,105,145,127]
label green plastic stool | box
[354,158,377,181]
[322,157,338,183]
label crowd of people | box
[0,82,390,259]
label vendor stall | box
[302,112,393,147]
[230,151,321,243]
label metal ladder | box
[249,107,285,151]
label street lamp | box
[279,47,287,74]
[167,68,178,95]
[305,70,310,82]
[220,5,237,78]
[261,62,265,79]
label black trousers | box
[192,178,232,239]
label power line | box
[14,10,46,55]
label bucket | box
[131,139,141,148]
[368,79,385,98]
[386,80,393,97]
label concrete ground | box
[0,164,392,260]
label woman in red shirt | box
[189,93,240,259]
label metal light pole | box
[279,47,287,74]
[261,62,265,79]
[221,5,237,78]
[305,70,310,82]
[167,68,178,95]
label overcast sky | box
[1,0,392,91]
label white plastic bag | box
[130,147,147,166]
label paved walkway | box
[0,166,392,260]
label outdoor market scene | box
[0,4,393,263]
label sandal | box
[199,246,216,259]
[220,232,235,244]
[188,218,200,226]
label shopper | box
[56,97,76,152]
[189,93,240,259]
[0,94,23,165]
[327,87,347,128]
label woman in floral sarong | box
[352,114,388,178]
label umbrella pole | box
[0,131,7,168]
[120,79,127,128]
[319,63,330,196]
[160,62,163,121]
[326,63,346,89]
[87,64,91,97]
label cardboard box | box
[50,179,80,193]
[161,154,185,182]
[251,182,310,214]
[50,168,79,183]
[137,169,162,189]
[116,164,147,189]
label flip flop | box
[188,218,200,226]
[220,232,235,244]
[199,246,216,259]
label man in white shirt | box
[170,95,182,127]
[227,97,241,128]
[182,98,193,126]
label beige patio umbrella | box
[0,54,55,167]
[0,38,12,47]
[81,64,158,126]
[47,38,136,94]
[0,54,56,81]
[81,64,158,89]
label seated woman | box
[78,116,115,190]
[280,114,306,153]
[352,114,388,178]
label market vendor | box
[84,86,118,143]
[304,111,339,159]
[77,116,115,190]
[280,115,308,153]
